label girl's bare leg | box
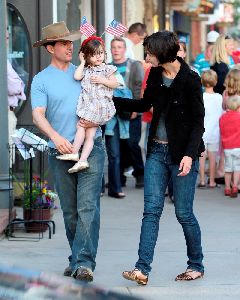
[79,127,98,161]
[208,151,217,187]
[72,125,86,153]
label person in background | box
[123,23,147,59]
[210,34,235,183]
[219,95,240,197]
[222,67,240,110]
[31,22,105,282]
[114,31,205,284]
[110,37,145,190]
[198,70,223,188]
[7,29,26,166]
[194,30,220,75]
[210,34,235,95]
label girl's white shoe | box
[68,161,89,173]
[56,153,79,161]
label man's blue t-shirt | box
[31,63,101,148]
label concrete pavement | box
[0,177,240,299]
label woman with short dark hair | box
[114,30,205,284]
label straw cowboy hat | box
[33,21,81,47]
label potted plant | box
[23,176,58,232]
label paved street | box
[0,177,240,300]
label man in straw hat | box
[31,22,105,282]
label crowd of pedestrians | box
[30,20,240,285]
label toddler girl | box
[222,68,240,110]
[220,95,240,197]
[57,36,119,173]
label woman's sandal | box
[122,268,148,285]
[175,269,204,281]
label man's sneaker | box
[68,161,89,173]
[63,266,72,277]
[73,266,93,282]
[56,153,79,161]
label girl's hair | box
[201,69,217,88]
[224,68,240,96]
[80,39,105,66]
[226,95,240,111]
[143,31,179,65]
[210,35,232,65]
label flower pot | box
[23,208,53,233]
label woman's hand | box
[178,156,192,176]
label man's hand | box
[178,156,192,177]
[130,112,138,120]
[90,75,105,85]
[51,134,73,154]
[78,119,98,128]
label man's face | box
[131,32,147,45]
[111,41,126,61]
[48,41,73,63]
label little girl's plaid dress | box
[76,63,117,125]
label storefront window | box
[7,4,32,114]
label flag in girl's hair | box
[105,20,128,37]
[80,16,96,37]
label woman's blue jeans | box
[135,141,204,275]
[48,137,105,272]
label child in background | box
[219,95,240,197]
[57,36,119,173]
[222,68,240,110]
[198,70,223,188]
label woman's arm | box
[113,96,152,113]
[184,73,205,158]
[74,52,85,80]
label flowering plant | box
[24,176,58,209]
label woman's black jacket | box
[113,57,205,164]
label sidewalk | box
[0,178,240,299]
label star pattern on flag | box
[105,20,128,37]
[80,16,96,38]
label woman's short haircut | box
[143,31,180,65]
[226,95,240,111]
[201,69,218,88]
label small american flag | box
[80,16,96,38]
[105,20,128,37]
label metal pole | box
[0,0,11,209]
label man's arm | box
[32,107,73,154]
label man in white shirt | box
[123,22,147,59]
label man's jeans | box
[135,141,204,275]
[105,123,123,194]
[48,137,105,272]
